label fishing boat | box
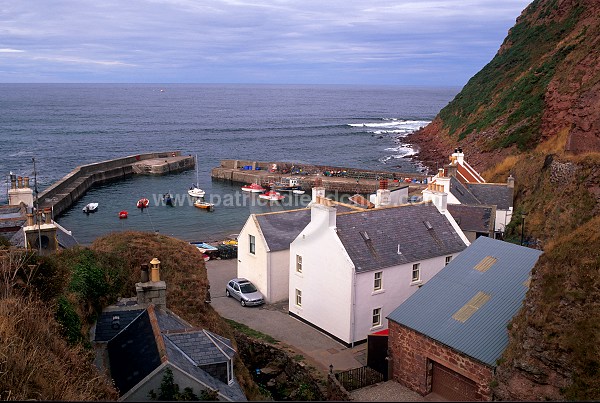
[292,189,306,195]
[137,198,149,209]
[194,199,215,211]
[163,192,173,206]
[272,177,302,192]
[258,190,285,201]
[188,154,206,198]
[82,202,98,213]
[241,182,266,193]
[119,210,128,219]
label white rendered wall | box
[289,204,355,344]
[267,249,291,303]
[495,208,513,234]
[353,254,459,343]
[237,216,270,300]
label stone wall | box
[388,321,494,401]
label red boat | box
[119,210,128,219]
[258,190,285,201]
[241,183,266,193]
[137,198,149,209]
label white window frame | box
[372,307,382,327]
[227,358,233,385]
[412,263,420,282]
[373,271,382,291]
[445,255,452,266]
[296,254,302,273]
[295,289,302,307]
[249,234,256,255]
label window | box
[296,254,302,273]
[373,271,382,291]
[412,263,420,282]
[445,256,452,266]
[249,234,256,254]
[372,308,382,327]
[295,289,302,307]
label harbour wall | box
[211,159,429,194]
[39,151,194,217]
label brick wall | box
[388,321,493,401]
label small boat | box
[194,199,215,211]
[188,154,206,198]
[119,210,128,219]
[258,190,285,201]
[163,193,173,206]
[241,183,266,193]
[137,198,149,209]
[292,189,306,195]
[272,177,302,192]
[82,202,99,213]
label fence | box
[334,366,385,392]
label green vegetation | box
[225,318,279,344]
[438,2,584,150]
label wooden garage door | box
[431,361,478,401]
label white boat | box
[241,183,266,193]
[272,177,302,192]
[258,190,285,201]
[83,202,98,213]
[292,189,306,195]
[188,154,206,198]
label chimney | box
[136,258,167,310]
[507,174,515,188]
[17,176,23,188]
[44,208,52,224]
[150,258,161,282]
[140,264,150,283]
[26,212,34,227]
[23,177,30,188]
[422,183,447,213]
[375,179,391,208]
[452,147,465,165]
[310,177,326,206]
[438,168,445,178]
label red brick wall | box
[388,321,494,401]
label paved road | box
[206,258,366,374]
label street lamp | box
[520,212,527,246]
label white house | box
[288,196,470,347]
[425,148,514,237]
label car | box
[225,278,265,307]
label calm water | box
[0,84,459,245]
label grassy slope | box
[90,230,264,400]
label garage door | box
[431,361,478,401]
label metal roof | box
[336,203,468,273]
[387,236,542,366]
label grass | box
[224,318,279,344]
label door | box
[431,360,478,401]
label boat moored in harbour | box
[272,177,302,192]
[194,199,215,211]
[241,183,266,193]
[258,190,285,201]
[82,202,99,213]
[137,198,149,209]
[119,210,128,219]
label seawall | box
[38,151,194,217]
[211,159,429,194]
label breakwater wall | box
[211,159,429,194]
[39,151,193,217]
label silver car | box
[226,278,265,307]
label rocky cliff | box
[407,0,600,400]
[410,0,600,173]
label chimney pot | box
[150,258,161,282]
[44,208,51,224]
[10,174,17,190]
[379,179,388,190]
[26,213,34,226]
[17,176,23,188]
[24,177,30,188]
[140,264,150,283]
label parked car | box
[225,278,265,307]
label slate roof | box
[447,204,494,234]
[255,209,312,252]
[101,303,246,401]
[255,203,357,252]
[449,176,480,205]
[335,203,468,273]
[466,183,513,210]
[387,236,543,366]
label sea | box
[0,84,460,245]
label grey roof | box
[255,209,312,252]
[335,203,468,273]
[387,236,543,366]
[102,303,245,400]
[449,176,480,205]
[56,226,78,248]
[447,204,494,234]
[466,183,513,210]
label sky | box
[0,0,532,86]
